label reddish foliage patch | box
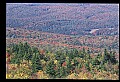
[6,52,10,58]
[39,49,45,55]
[7,58,10,64]
[81,66,87,73]
[54,66,57,70]
[62,62,67,67]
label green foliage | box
[55,51,66,65]
[85,62,90,71]
[72,48,79,57]
[103,48,109,63]
[45,60,56,78]
[109,51,117,64]
[31,53,42,73]
[59,67,68,78]
[55,51,62,60]
[7,42,119,79]
[10,43,19,53]
[87,48,91,54]
[103,49,118,64]
[78,50,84,58]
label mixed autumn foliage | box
[6,4,119,80]
[6,42,119,79]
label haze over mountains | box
[6,3,119,36]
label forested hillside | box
[6,27,119,53]
[6,3,119,36]
[6,42,119,79]
[6,3,119,79]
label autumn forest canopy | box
[6,42,119,79]
[6,3,119,79]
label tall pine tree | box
[45,60,56,78]
[31,53,42,73]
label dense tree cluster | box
[6,42,119,79]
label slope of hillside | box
[6,3,119,79]
[6,27,119,55]
[6,3,119,36]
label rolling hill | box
[6,3,119,36]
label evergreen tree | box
[28,47,33,61]
[72,48,79,57]
[59,67,67,78]
[32,46,39,54]
[31,53,42,73]
[23,47,32,64]
[86,48,91,59]
[15,58,21,67]
[55,62,61,78]
[11,51,21,67]
[55,51,62,60]
[11,43,18,53]
[80,48,86,60]
[103,48,109,63]
[72,58,79,66]
[103,49,117,64]
[45,60,56,78]
[78,50,84,58]
[87,48,91,54]
[92,56,100,66]
[110,51,117,64]
[24,42,30,53]
[85,61,90,71]
[60,54,66,66]
[18,43,24,62]
[83,48,86,53]
[66,57,72,74]
[69,49,75,59]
